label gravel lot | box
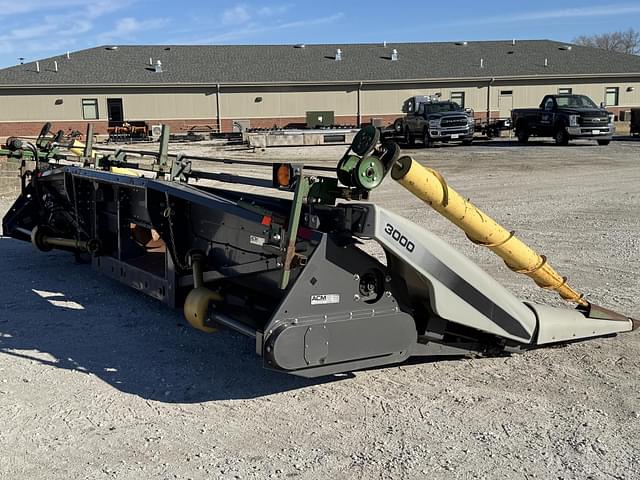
[0,137,639,479]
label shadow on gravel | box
[0,238,341,402]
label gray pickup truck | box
[512,94,615,146]
[392,96,475,147]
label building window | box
[450,91,465,108]
[558,88,572,94]
[82,99,99,120]
[499,90,513,97]
[605,87,619,106]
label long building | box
[1,40,639,136]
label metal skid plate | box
[262,235,416,377]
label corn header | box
[1,124,636,377]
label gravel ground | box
[0,137,639,480]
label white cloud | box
[0,0,88,16]
[99,17,169,42]
[222,5,251,26]
[257,4,291,17]
[194,12,345,43]
[0,0,131,62]
[447,4,640,27]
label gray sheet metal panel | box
[362,205,537,343]
[263,234,416,375]
[527,302,632,344]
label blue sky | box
[0,0,639,67]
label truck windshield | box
[555,95,598,109]
[424,103,462,114]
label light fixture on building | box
[255,96,263,103]
[627,86,635,92]
[55,99,63,105]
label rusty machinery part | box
[183,287,223,333]
[391,155,588,307]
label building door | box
[498,90,513,119]
[107,98,124,126]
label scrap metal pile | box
[1,123,636,377]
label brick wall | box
[0,121,109,138]
[0,112,506,137]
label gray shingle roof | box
[1,40,640,87]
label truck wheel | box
[393,118,403,133]
[423,130,434,148]
[516,127,529,143]
[405,128,415,146]
[554,127,569,146]
[597,140,610,146]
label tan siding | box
[1,78,639,127]
[361,83,489,115]
[0,89,217,122]
[119,92,216,119]
[220,87,357,118]
[491,79,640,110]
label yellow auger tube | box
[391,156,588,307]
[69,139,96,158]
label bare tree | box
[573,28,640,55]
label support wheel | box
[351,125,380,156]
[183,287,222,333]
[30,225,53,252]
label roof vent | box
[18,57,25,64]
[36,61,40,73]
[480,58,484,68]
[294,43,306,48]
[164,47,171,51]
[544,58,549,67]
[105,46,118,51]
[54,61,58,72]
[559,45,572,51]
[383,41,387,47]
[512,39,516,46]
[391,49,399,61]
[149,57,153,66]
[66,51,70,59]
[455,41,468,46]
[335,48,342,61]
[154,60,163,73]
